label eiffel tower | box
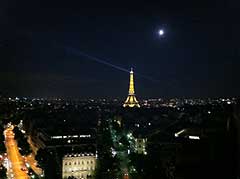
[123,68,140,108]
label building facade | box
[135,138,147,155]
[62,153,96,179]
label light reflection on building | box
[62,153,96,179]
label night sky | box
[0,0,240,99]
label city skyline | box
[0,2,239,178]
[0,1,239,98]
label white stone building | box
[62,153,96,179]
[135,138,147,155]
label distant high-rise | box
[123,68,140,108]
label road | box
[25,154,43,175]
[4,126,29,179]
[26,137,43,176]
[109,121,130,179]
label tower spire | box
[123,68,140,108]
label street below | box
[4,125,29,179]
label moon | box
[158,29,164,36]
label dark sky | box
[0,0,240,99]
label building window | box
[91,160,93,164]
[74,162,76,165]
[82,161,84,165]
[87,161,89,164]
[69,162,71,165]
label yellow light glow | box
[123,68,140,108]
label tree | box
[18,138,32,156]
[36,149,59,179]
[0,127,6,153]
[0,165,7,179]
[13,127,32,156]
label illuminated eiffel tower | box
[123,68,140,108]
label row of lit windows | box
[64,160,94,165]
[63,167,95,172]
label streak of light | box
[174,129,186,137]
[65,46,129,73]
[189,135,200,140]
[64,46,160,82]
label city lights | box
[189,136,200,140]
